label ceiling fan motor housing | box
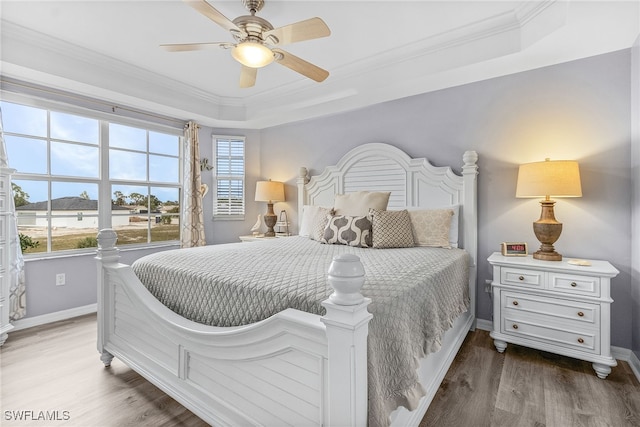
[232,15,277,44]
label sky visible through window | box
[1,101,179,205]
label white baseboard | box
[631,352,640,382]
[475,318,492,331]
[11,304,97,332]
[612,346,640,383]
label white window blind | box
[213,136,245,218]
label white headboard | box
[296,143,479,318]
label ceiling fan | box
[162,0,331,88]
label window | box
[213,136,245,219]
[2,99,182,255]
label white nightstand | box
[488,252,619,379]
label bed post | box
[297,167,309,233]
[321,254,372,427]
[95,229,119,367]
[462,151,478,327]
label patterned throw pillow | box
[370,209,415,249]
[310,207,333,241]
[300,205,329,238]
[321,215,372,247]
[408,209,454,248]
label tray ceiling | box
[1,1,638,129]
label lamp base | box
[533,249,562,261]
[532,200,563,261]
[264,202,277,237]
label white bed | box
[95,142,478,426]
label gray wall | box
[259,49,634,348]
[22,246,173,317]
[19,49,636,352]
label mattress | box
[132,236,470,427]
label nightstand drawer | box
[501,267,544,289]
[549,273,600,297]
[502,316,599,354]
[502,291,598,326]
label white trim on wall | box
[629,350,640,382]
[11,304,97,332]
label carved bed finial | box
[327,254,365,305]
[96,229,120,263]
[97,229,118,249]
[299,167,309,183]
[463,150,479,167]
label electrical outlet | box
[56,273,66,286]
[484,279,492,293]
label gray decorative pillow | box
[321,215,372,247]
[370,209,415,249]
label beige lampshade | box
[516,159,582,198]
[255,180,285,202]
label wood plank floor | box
[1,314,639,426]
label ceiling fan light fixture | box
[232,41,274,68]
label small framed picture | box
[501,242,528,256]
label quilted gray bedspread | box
[132,236,470,427]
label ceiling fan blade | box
[264,17,330,46]
[273,48,329,82]
[183,0,247,37]
[160,42,231,52]
[239,65,257,88]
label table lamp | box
[516,158,582,261]
[255,180,285,237]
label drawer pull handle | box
[512,301,519,306]
[518,276,525,281]
[512,324,519,330]
[577,338,584,344]
[570,282,578,287]
[577,311,584,317]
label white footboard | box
[96,230,371,427]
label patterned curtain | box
[0,108,26,320]
[180,121,206,247]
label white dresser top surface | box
[488,252,619,277]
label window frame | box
[212,135,246,220]
[2,92,184,257]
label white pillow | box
[407,205,460,248]
[298,205,316,237]
[333,191,391,216]
[299,205,332,240]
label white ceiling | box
[1,1,638,129]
